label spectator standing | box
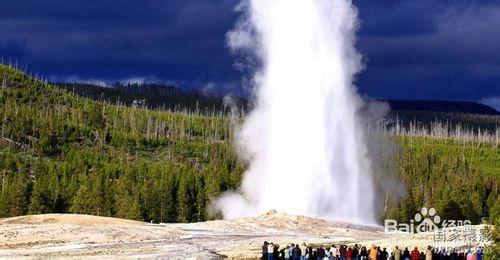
[306,246,313,259]
[268,243,275,260]
[466,249,475,260]
[300,243,308,260]
[330,245,339,260]
[340,245,347,260]
[317,245,326,260]
[410,247,420,260]
[449,249,458,260]
[359,246,368,260]
[293,244,302,260]
[289,244,295,260]
[425,246,432,260]
[369,246,378,260]
[285,245,290,260]
[475,247,482,260]
[458,251,465,260]
[393,246,402,260]
[346,247,353,260]
[263,241,269,260]
[379,248,388,260]
[274,244,280,260]
[352,245,359,260]
[403,248,411,260]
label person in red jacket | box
[345,247,353,260]
[411,247,421,260]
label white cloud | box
[49,75,110,87]
[122,77,146,85]
[48,75,175,87]
[201,82,217,96]
[480,96,500,111]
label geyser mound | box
[216,0,380,225]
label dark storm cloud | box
[0,0,240,89]
[354,0,441,37]
[0,0,499,105]
[354,0,500,105]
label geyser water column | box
[216,0,377,224]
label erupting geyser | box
[216,0,377,224]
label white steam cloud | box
[216,0,380,225]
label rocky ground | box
[0,211,492,259]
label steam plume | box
[217,0,379,224]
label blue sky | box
[0,0,499,109]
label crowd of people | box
[261,242,484,260]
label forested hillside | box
[386,137,499,223]
[0,65,244,222]
[0,65,498,228]
[56,82,498,122]
[386,99,499,115]
[57,82,241,113]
